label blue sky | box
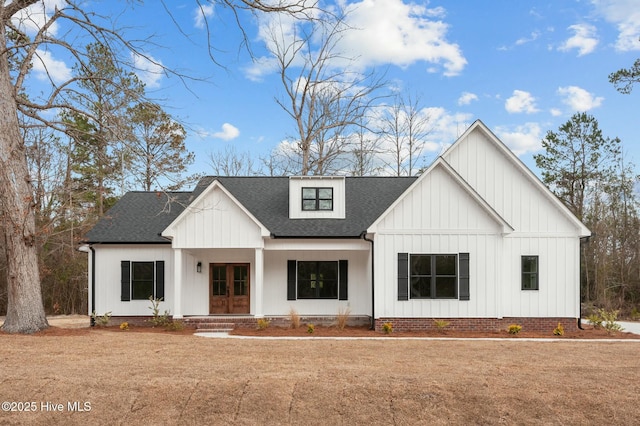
[20,0,640,181]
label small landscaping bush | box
[553,322,564,336]
[336,307,350,330]
[119,322,130,331]
[257,318,270,330]
[507,324,522,335]
[433,319,450,333]
[382,322,393,334]
[307,323,315,334]
[91,311,111,327]
[289,308,301,329]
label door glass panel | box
[212,265,226,296]
[234,265,248,296]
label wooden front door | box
[209,263,250,314]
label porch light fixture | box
[197,262,202,273]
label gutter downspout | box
[361,232,375,330]
[89,246,96,327]
[578,236,591,330]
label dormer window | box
[302,187,333,211]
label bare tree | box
[208,145,257,176]
[267,8,386,175]
[377,93,431,176]
[0,0,317,333]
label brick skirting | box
[375,317,578,333]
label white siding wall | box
[263,245,370,316]
[289,176,346,219]
[444,129,577,234]
[374,163,504,318]
[168,185,264,249]
[93,245,174,316]
[501,237,580,317]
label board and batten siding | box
[92,245,174,316]
[372,162,505,319]
[164,184,264,249]
[443,125,580,235]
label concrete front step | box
[194,322,235,333]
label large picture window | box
[521,255,539,290]
[302,187,333,211]
[409,254,458,299]
[287,260,348,300]
[121,260,165,301]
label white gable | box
[443,121,590,236]
[369,159,512,234]
[162,181,268,248]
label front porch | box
[183,314,372,332]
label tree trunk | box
[0,24,48,333]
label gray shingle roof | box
[84,176,416,243]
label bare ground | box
[1,325,639,425]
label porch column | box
[254,248,264,317]
[173,248,183,319]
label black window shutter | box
[459,253,470,301]
[121,261,131,301]
[287,260,297,300]
[155,261,165,300]
[339,260,348,300]
[397,253,409,301]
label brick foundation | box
[375,317,578,333]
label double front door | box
[209,263,250,314]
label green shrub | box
[307,323,315,334]
[148,297,172,327]
[257,318,270,330]
[598,308,624,333]
[630,307,640,321]
[587,313,603,329]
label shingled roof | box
[84,176,417,243]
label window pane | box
[410,276,430,298]
[318,188,332,199]
[212,265,226,296]
[234,265,248,296]
[435,277,457,298]
[302,200,316,210]
[132,262,154,300]
[410,255,431,275]
[522,256,537,273]
[302,188,316,199]
[435,255,456,275]
[318,199,333,210]
[297,261,338,299]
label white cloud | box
[557,86,604,111]
[550,108,563,117]
[495,122,543,156]
[421,107,474,152]
[31,49,72,83]
[131,52,164,88]
[457,92,478,106]
[249,0,467,79]
[11,0,66,36]
[558,24,598,56]
[212,123,240,140]
[515,31,540,46]
[340,0,467,76]
[194,4,215,29]
[505,90,539,114]
[591,0,640,51]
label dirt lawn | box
[1,327,639,425]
